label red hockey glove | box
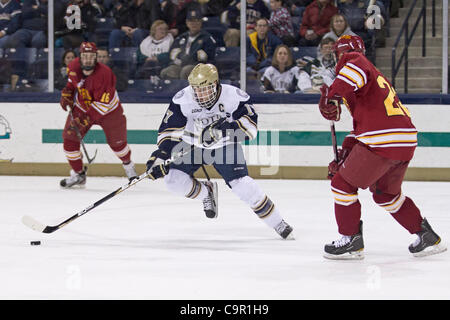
[60,87,74,111]
[328,148,351,179]
[319,84,342,121]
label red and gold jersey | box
[65,58,121,121]
[328,52,417,161]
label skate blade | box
[283,232,295,240]
[60,183,86,189]
[206,182,218,219]
[412,243,447,257]
[323,249,365,260]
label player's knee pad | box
[331,172,359,206]
[373,191,406,214]
[229,176,275,219]
[164,169,197,198]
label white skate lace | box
[333,235,352,247]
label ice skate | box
[60,168,87,188]
[202,181,218,218]
[274,220,294,240]
[324,221,364,260]
[409,218,447,257]
[123,161,137,182]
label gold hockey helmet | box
[188,63,220,109]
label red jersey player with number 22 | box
[318,35,446,260]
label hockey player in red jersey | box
[59,42,137,188]
[318,35,446,259]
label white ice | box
[1,175,449,299]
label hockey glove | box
[328,148,350,179]
[327,136,358,179]
[200,118,227,148]
[319,84,342,121]
[146,149,170,180]
[60,87,74,111]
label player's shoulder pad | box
[221,84,250,102]
[67,58,81,77]
[172,86,192,105]
[337,52,367,72]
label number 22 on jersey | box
[377,75,411,117]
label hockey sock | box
[332,172,361,235]
[229,176,283,228]
[63,140,83,173]
[373,192,423,234]
[165,169,208,200]
[390,196,423,234]
[111,143,131,164]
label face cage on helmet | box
[191,82,218,109]
[80,52,97,71]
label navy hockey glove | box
[200,118,228,147]
[146,149,170,180]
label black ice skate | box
[409,218,447,257]
[60,167,87,188]
[274,220,294,240]
[202,181,218,218]
[324,220,364,260]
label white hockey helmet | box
[188,63,219,109]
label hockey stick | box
[22,145,195,234]
[330,121,339,162]
[68,109,98,164]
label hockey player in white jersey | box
[146,63,294,239]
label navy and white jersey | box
[157,84,258,153]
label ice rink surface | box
[1,175,449,300]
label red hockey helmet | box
[80,41,98,53]
[79,42,98,71]
[333,35,365,59]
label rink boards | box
[1,102,450,180]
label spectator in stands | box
[96,47,129,92]
[0,57,19,91]
[338,0,385,59]
[0,0,22,48]
[136,20,174,79]
[174,0,232,36]
[54,49,76,91]
[246,17,282,79]
[108,0,161,49]
[9,0,47,48]
[56,0,99,50]
[224,0,270,47]
[160,9,217,80]
[322,13,356,42]
[298,0,338,46]
[160,0,178,37]
[261,44,298,93]
[268,0,296,47]
[296,37,335,93]
[286,0,313,16]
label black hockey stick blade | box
[21,171,150,234]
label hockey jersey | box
[157,84,258,153]
[65,58,121,121]
[327,52,417,161]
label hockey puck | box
[30,241,41,246]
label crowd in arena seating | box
[0,0,392,94]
